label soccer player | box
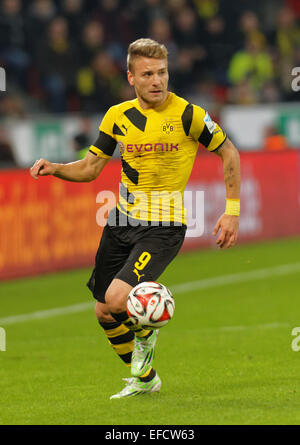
[30,39,240,399]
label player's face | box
[127,57,169,109]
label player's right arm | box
[30,107,118,182]
[30,152,109,182]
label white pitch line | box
[0,262,299,327]
[0,302,93,326]
[170,262,300,294]
[217,322,290,332]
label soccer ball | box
[127,281,175,329]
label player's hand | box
[212,214,239,249]
[30,158,56,180]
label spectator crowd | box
[0,0,299,117]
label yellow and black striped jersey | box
[90,92,226,224]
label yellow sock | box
[110,311,152,338]
[99,321,134,367]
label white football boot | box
[110,374,162,399]
[131,329,159,377]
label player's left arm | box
[212,137,241,249]
[189,104,240,248]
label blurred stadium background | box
[0,0,300,425]
[0,0,299,278]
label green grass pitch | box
[1,237,300,425]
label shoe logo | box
[133,269,145,282]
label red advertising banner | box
[0,150,300,280]
[184,149,300,249]
[0,162,121,280]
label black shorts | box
[87,208,187,303]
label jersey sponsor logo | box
[161,119,174,135]
[204,112,217,134]
[125,143,179,153]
